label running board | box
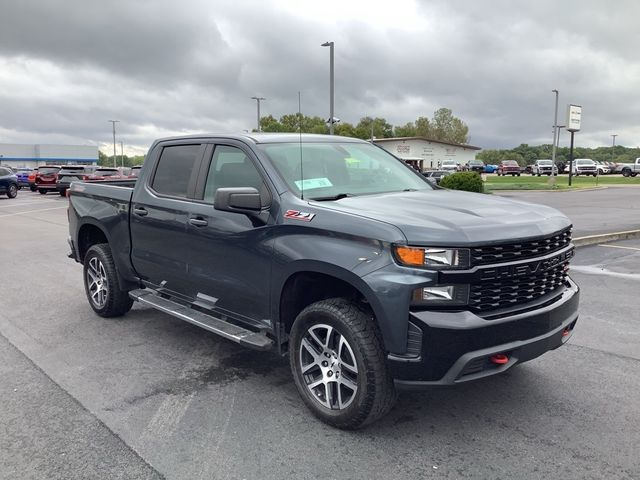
[129,289,274,351]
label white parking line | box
[597,244,640,252]
[570,265,640,281]
[0,201,62,208]
[0,206,67,217]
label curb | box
[574,229,640,248]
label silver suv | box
[532,159,558,176]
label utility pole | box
[108,120,119,167]
[551,90,559,164]
[251,97,265,132]
[321,41,335,134]
[611,134,618,163]
[120,141,124,167]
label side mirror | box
[214,187,262,213]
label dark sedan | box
[0,166,19,198]
[422,170,452,185]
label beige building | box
[374,137,481,171]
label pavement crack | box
[567,342,640,362]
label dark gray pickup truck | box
[67,133,579,429]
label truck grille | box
[469,261,568,312]
[470,227,571,266]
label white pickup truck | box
[620,158,640,177]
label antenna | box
[298,91,304,200]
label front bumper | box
[389,278,579,388]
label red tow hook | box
[562,327,571,337]
[489,353,509,365]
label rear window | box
[95,169,120,176]
[39,167,60,174]
[151,145,201,198]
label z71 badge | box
[284,210,315,221]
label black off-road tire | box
[83,243,133,317]
[289,298,396,429]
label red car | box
[497,160,521,176]
[27,167,39,191]
[35,166,62,194]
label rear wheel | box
[83,243,133,317]
[29,184,37,192]
[7,184,17,198]
[622,169,631,177]
[289,298,396,429]
[39,189,47,194]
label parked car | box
[68,133,579,429]
[594,161,610,175]
[14,167,32,188]
[27,168,39,191]
[35,166,62,194]
[571,159,597,177]
[57,166,90,196]
[484,164,498,174]
[422,170,452,185]
[129,165,143,177]
[466,159,485,173]
[619,158,640,177]
[0,166,19,198]
[84,167,123,181]
[440,160,460,172]
[497,160,521,176]
[532,159,558,176]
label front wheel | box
[622,169,631,177]
[39,189,47,194]
[83,243,133,317]
[289,298,396,429]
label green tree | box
[394,122,417,137]
[354,116,393,140]
[334,122,356,137]
[430,108,469,144]
[415,116,431,137]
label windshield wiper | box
[309,193,355,201]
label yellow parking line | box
[597,244,640,251]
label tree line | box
[259,107,470,144]
[477,144,640,166]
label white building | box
[374,137,481,171]
[0,144,98,169]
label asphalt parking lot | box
[0,190,639,480]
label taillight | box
[83,175,90,180]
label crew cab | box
[571,159,597,176]
[67,134,579,429]
[497,160,521,176]
[532,159,558,176]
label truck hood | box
[311,190,571,245]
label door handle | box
[133,207,148,216]
[189,217,208,227]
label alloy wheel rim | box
[299,323,359,410]
[9,185,17,195]
[87,257,109,308]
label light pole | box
[321,41,335,134]
[120,141,124,167]
[251,96,265,132]
[551,90,559,165]
[611,134,618,163]
[108,120,119,167]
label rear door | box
[130,142,205,297]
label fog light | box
[412,285,469,306]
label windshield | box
[259,142,433,199]
[577,159,594,165]
[503,161,518,166]
[538,160,552,165]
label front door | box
[184,143,275,329]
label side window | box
[151,144,200,198]
[0,168,9,176]
[203,145,265,203]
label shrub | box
[439,172,484,193]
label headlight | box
[393,245,470,269]
[412,285,469,306]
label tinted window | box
[151,145,200,198]
[39,167,60,174]
[0,167,10,176]
[203,145,265,203]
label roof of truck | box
[154,133,368,145]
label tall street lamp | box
[251,96,265,132]
[321,41,335,134]
[611,134,618,163]
[551,90,559,165]
[108,120,119,167]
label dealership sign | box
[566,104,582,132]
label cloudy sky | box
[1,0,638,155]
